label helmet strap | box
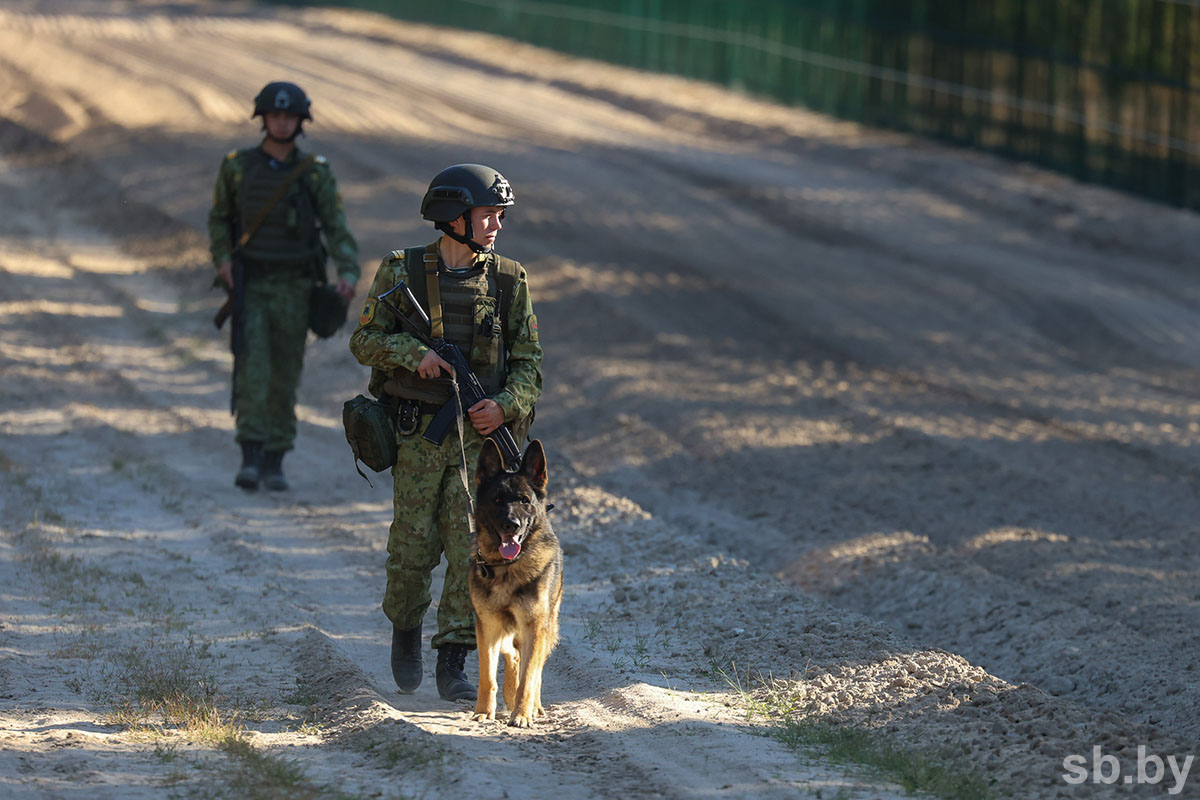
[435,217,490,254]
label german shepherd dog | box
[469,438,563,727]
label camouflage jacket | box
[349,242,542,423]
[206,143,360,281]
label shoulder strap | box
[422,248,444,339]
[490,255,520,348]
[238,154,318,249]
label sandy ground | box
[1,1,1199,798]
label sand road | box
[1,2,1199,798]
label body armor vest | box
[239,149,321,265]
[381,243,514,405]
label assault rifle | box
[212,219,246,415]
[375,282,522,469]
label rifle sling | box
[237,154,318,250]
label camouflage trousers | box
[383,415,483,649]
[234,271,311,452]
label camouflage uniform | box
[208,146,359,452]
[349,243,542,648]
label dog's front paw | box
[472,703,496,722]
[508,712,534,728]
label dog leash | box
[449,374,475,532]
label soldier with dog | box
[349,164,542,702]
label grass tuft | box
[107,695,242,744]
[93,634,238,743]
[776,718,995,799]
[719,664,997,800]
[216,737,323,797]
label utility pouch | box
[342,394,397,483]
[396,399,421,436]
[471,295,501,367]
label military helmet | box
[420,164,515,223]
[252,81,313,121]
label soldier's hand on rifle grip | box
[417,350,453,379]
[217,260,234,289]
[468,398,504,436]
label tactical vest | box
[239,149,321,265]
[381,242,519,405]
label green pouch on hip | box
[343,394,397,482]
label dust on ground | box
[1,2,1199,798]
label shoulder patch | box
[527,314,539,343]
[359,298,378,327]
[313,154,328,165]
[224,149,239,161]
[388,249,406,263]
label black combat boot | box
[391,625,423,693]
[261,450,289,491]
[235,441,262,490]
[436,643,477,702]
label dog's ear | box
[521,439,548,491]
[476,438,505,486]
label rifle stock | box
[214,224,246,414]
[214,296,233,329]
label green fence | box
[286,0,1199,210]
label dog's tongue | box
[499,541,521,560]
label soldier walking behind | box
[209,81,359,491]
[349,165,542,701]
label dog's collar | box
[472,548,524,580]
